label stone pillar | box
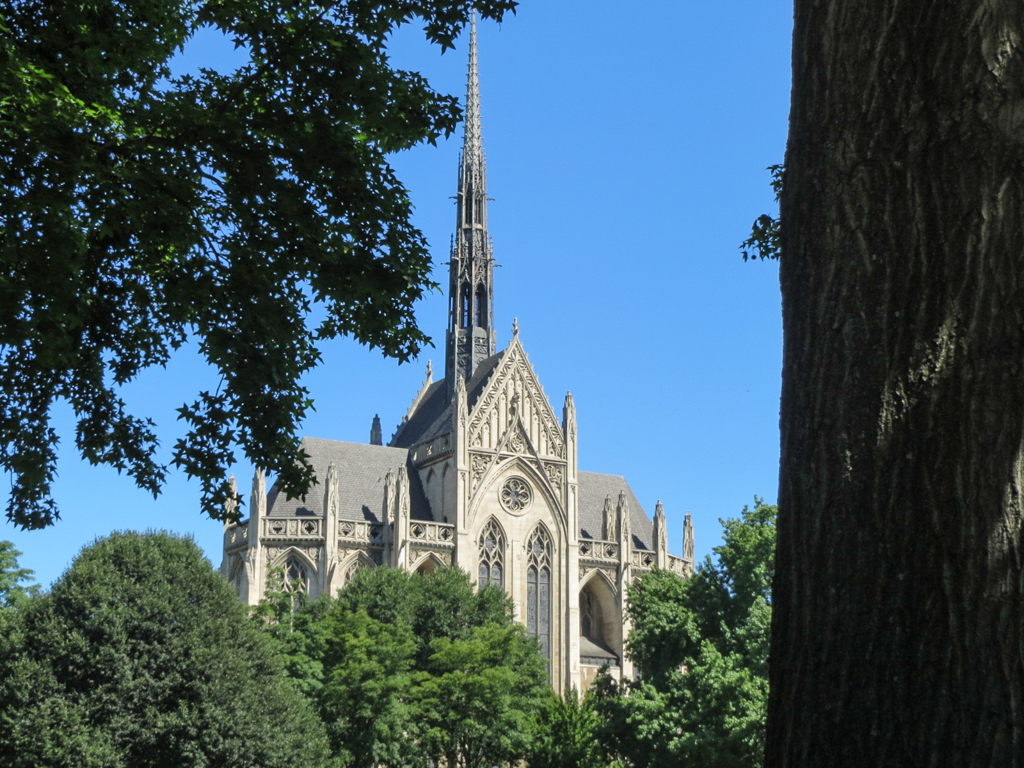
[247,468,267,605]
[323,462,339,596]
[654,500,668,570]
[617,490,634,680]
[391,467,410,570]
[683,511,696,577]
[454,374,471,571]
[563,392,582,693]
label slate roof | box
[390,353,504,448]
[265,437,432,522]
[578,471,653,550]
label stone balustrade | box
[408,520,456,548]
[264,517,322,539]
[578,539,619,562]
[338,520,385,544]
[667,553,693,577]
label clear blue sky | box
[5,0,792,587]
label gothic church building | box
[221,18,695,693]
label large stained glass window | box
[526,525,552,663]
[477,518,505,589]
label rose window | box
[499,477,532,512]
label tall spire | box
[445,11,496,394]
[463,11,483,173]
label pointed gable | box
[467,332,565,460]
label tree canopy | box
[256,564,547,768]
[597,499,775,768]
[0,530,330,767]
[0,540,36,611]
[0,0,516,529]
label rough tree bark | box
[769,2,1024,766]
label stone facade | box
[220,16,694,694]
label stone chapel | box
[221,17,695,694]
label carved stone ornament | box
[499,476,532,513]
[471,454,491,491]
[544,462,563,485]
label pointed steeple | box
[463,11,483,175]
[446,11,496,394]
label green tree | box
[0,540,37,610]
[320,608,420,768]
[528,687,609,768]
[0,0,516,530]
[416,622,547,768]
[739,165,782,262]
[293,565,545,768]
[598,500,776,768]
[252,569,334,699]
[0,531,330,767]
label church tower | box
[221,13,694,699]
[445,13,496,393]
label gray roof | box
[580,635,619,660]
[578,471,653,550]
[391,354,504,448]
[266,437,432,522]
[389,379,448,447]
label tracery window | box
[500,476,532,512]
[526,525,552,663]
[285,556,309,595]
[460,283,472,328]
[477,518,505,590]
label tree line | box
[0,499,774,768]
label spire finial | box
[464,10,482,170]
[512,317,519,336]
[426,359,433,379]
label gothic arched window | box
[475,284,487,329]
[285,556,309,595]
[526,525,552,663]
[477,518,505,590]
[231,558,247,600]
[460,283,472,328]
[580,583,605,645]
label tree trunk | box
[769,2,1024,766]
